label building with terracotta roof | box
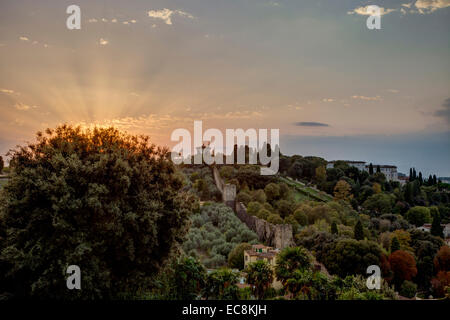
[244,244,282,289]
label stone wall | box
[211,166,294,249]
[235,202,294,249]
[223,184,236,209]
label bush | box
[399,280,417,298]
[247,201,263,216]
[275,199,293,218]
[267,213,284,225]
[236,191,252,206]
[252,189,267,204]
[264,183,280,201]
[293,209,308,226]
[228,243,252,270]
[256,208,271,220]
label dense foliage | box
[183,203,258,268]
[0,125,196,299]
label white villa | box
[327,160,399,182]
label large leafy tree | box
[245,260,273,300]
[0,125,196,299]
[320,239,382,277]
[333,180,352,202]
[388,250,418,288]
[275,247,311,285]
[286,269,336,300]
[169,257,206,300]
[434,246,450,272]
[228,243,252,270]
[203,268,239,300]
[405,206,431,227]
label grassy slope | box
[279,176,333,202]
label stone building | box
[327,160,399,182]
[244,244,282,289]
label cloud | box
[414,0,450,13]
[322,98,335,102]
[19,36,29,41]
[0,88,15,94]
[294,122,330,127]
[265,1,282,7]
[351,1,450,15]
[348,6,396,16]
[14,103,37,111]
[147,8,194,25]
[351,95,382,101]
[99,38,109,46]
[387,89,400,93]
[434,98,450,123]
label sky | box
[0,0,449,176]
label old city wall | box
[212,166,294,249]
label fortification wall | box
[235,202,294,249]
[211,166,293,249]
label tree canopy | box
[0,125,196,299]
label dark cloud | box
[294,122,329,127]
[435,98,450,123]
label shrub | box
[247,201,263,216]
[252,189,267,204]
[399,280,417,298]
[256,208,271,220]
[228,243,252,270]
[267,213,284,225]
[236,191,252,206]
[293,209,308,226]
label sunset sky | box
[0,0,449,175]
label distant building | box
[398,175,409,186]
[365,164,398,181]
[417,223,450,238]
[439,177,450,184]
[326,160,366,171]
[326,160,398,182]
[244,244,282,289]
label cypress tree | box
[391,236,400,252]
[331,221,338,235]
[433,175,437,185]
[369,163,374,175]
[409,168,413,181]
[376,165,381,173]
[354,220,364,240]
[431,212,443,238]
[405,183,413,204]
[418,172,423,185]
